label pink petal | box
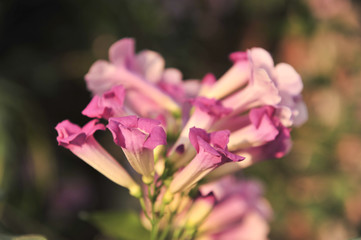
[229,51,248,62]
[109,38,135,68]
[210,130,230,149]
[55,120,138,190]
[144,126,167,149]
[56,119,104,147]
[191,97,232,118]
[275,63,303,95]
[248,48,274,71]
[189,127,210,153]
[135,50,165,83]
[82,85,126,119]
[85,60,120,95]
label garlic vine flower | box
[55,119,141,197]
[107,116,167,184]
[56,37,307,240]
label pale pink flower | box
[203,47,307,127]
[55,119,140,196]
[274,63,308,126]
[197,177,272,239]
[203,212,270,240]
[85,38,180,115]
[168,128,244,194]
[222,48,281,115]
[107,116,167,183]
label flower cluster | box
[56,38,307,240]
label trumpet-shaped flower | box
[198,177,272,239]
[85,38,180,115]
[56,38,308,239]
[204,47,307,127]
[222,49,281,115]
[55,119,140,196]
[228,106,283,151]
[208,126,292,179]
[201,212,270,240]
[168,128,244,194]
[169,97,232,163]
[237,126,292,163]
[82,85,128,119]
[107,116,167,183]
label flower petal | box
[136,50,165,83]
[109,38,136,68]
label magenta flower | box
[82,85,128,119]
[107,116,167,183]
[168,127,244,194]
[209,124,292,179]
[55,119,140,196]
[169,97,232,162]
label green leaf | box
[0,234,47,240]
[81,211,150,240]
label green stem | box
[151,220,160,240]
[172,228,185,240]
[149,180,161,240]
[139,198,151,222]
[158,205,176,240]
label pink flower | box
[274,63,308,126]
[202,55,250,100]
[107,116,167,183]
[203,47,307,127]
[227,106,283,151]
[204,212,270,240]
[181,193,216,228]
[85,38,180,116]
[82,85,128,119]
[168,128,244,194]
[237,126,292,162]
[168,97,232,164]
[209,123,292,179]
[198,177,272,239]
[55,119,140,196]
[222,48,281,115]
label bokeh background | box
[0,0,361,239]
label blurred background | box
[0,0,361,239]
